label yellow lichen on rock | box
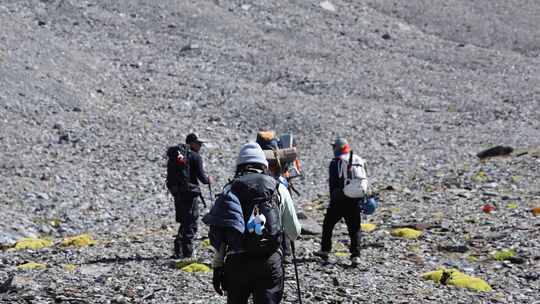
[201,238,211,247]
[181,263,211,273]
[466,255,479,262]
[17,262,47,270]
[472,170,488,183]
[334,252,348,257]
[50,219,61,227]
[492,249,515,261]
[421,268,492,292]
[422,269,445,282]
[61,234,96,248]
[14,238,53,250]
[175,259,198,269]
[506,202,518,209]
[450,272,492,292]
[361,223,377,232]
[391,228,422,239]
[407,244,421,253]
[333,241,348,252]
[63,264,77,272]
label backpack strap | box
[337,150,353,180]
[347,150,353,176]
[337,157,346,179]
[274,179,282,207]
[274,181,284,238]
[184,145,191,181]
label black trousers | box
[174,192,200,258]
[320,190,362,257]
[225,252,284,304]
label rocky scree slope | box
[1,0,539,303]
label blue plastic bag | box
[362,196,379,215]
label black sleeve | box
[193,153,210,185]
[329,159,340,192]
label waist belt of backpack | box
[226,248,282,259]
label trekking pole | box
[290,241,303,304]
[199,193,207,209]
[208,183,214,200]
[288,182,301,197]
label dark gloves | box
[212,267,226,295]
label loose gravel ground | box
[1,1,539,303]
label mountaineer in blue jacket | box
[203,142,301,304]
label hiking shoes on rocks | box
[172,250,182,260]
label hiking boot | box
[350,256,361,266]
[183,249,196,260]
[313,250,330,261]
[172,242,182,259]
[180,256,198,265]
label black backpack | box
[230,173,283,256]
[166,144,191,195]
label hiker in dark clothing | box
[173,133,212,259]
[315,137,368,266]
[203,142,301,304]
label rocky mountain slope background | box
[1,0,539,303]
